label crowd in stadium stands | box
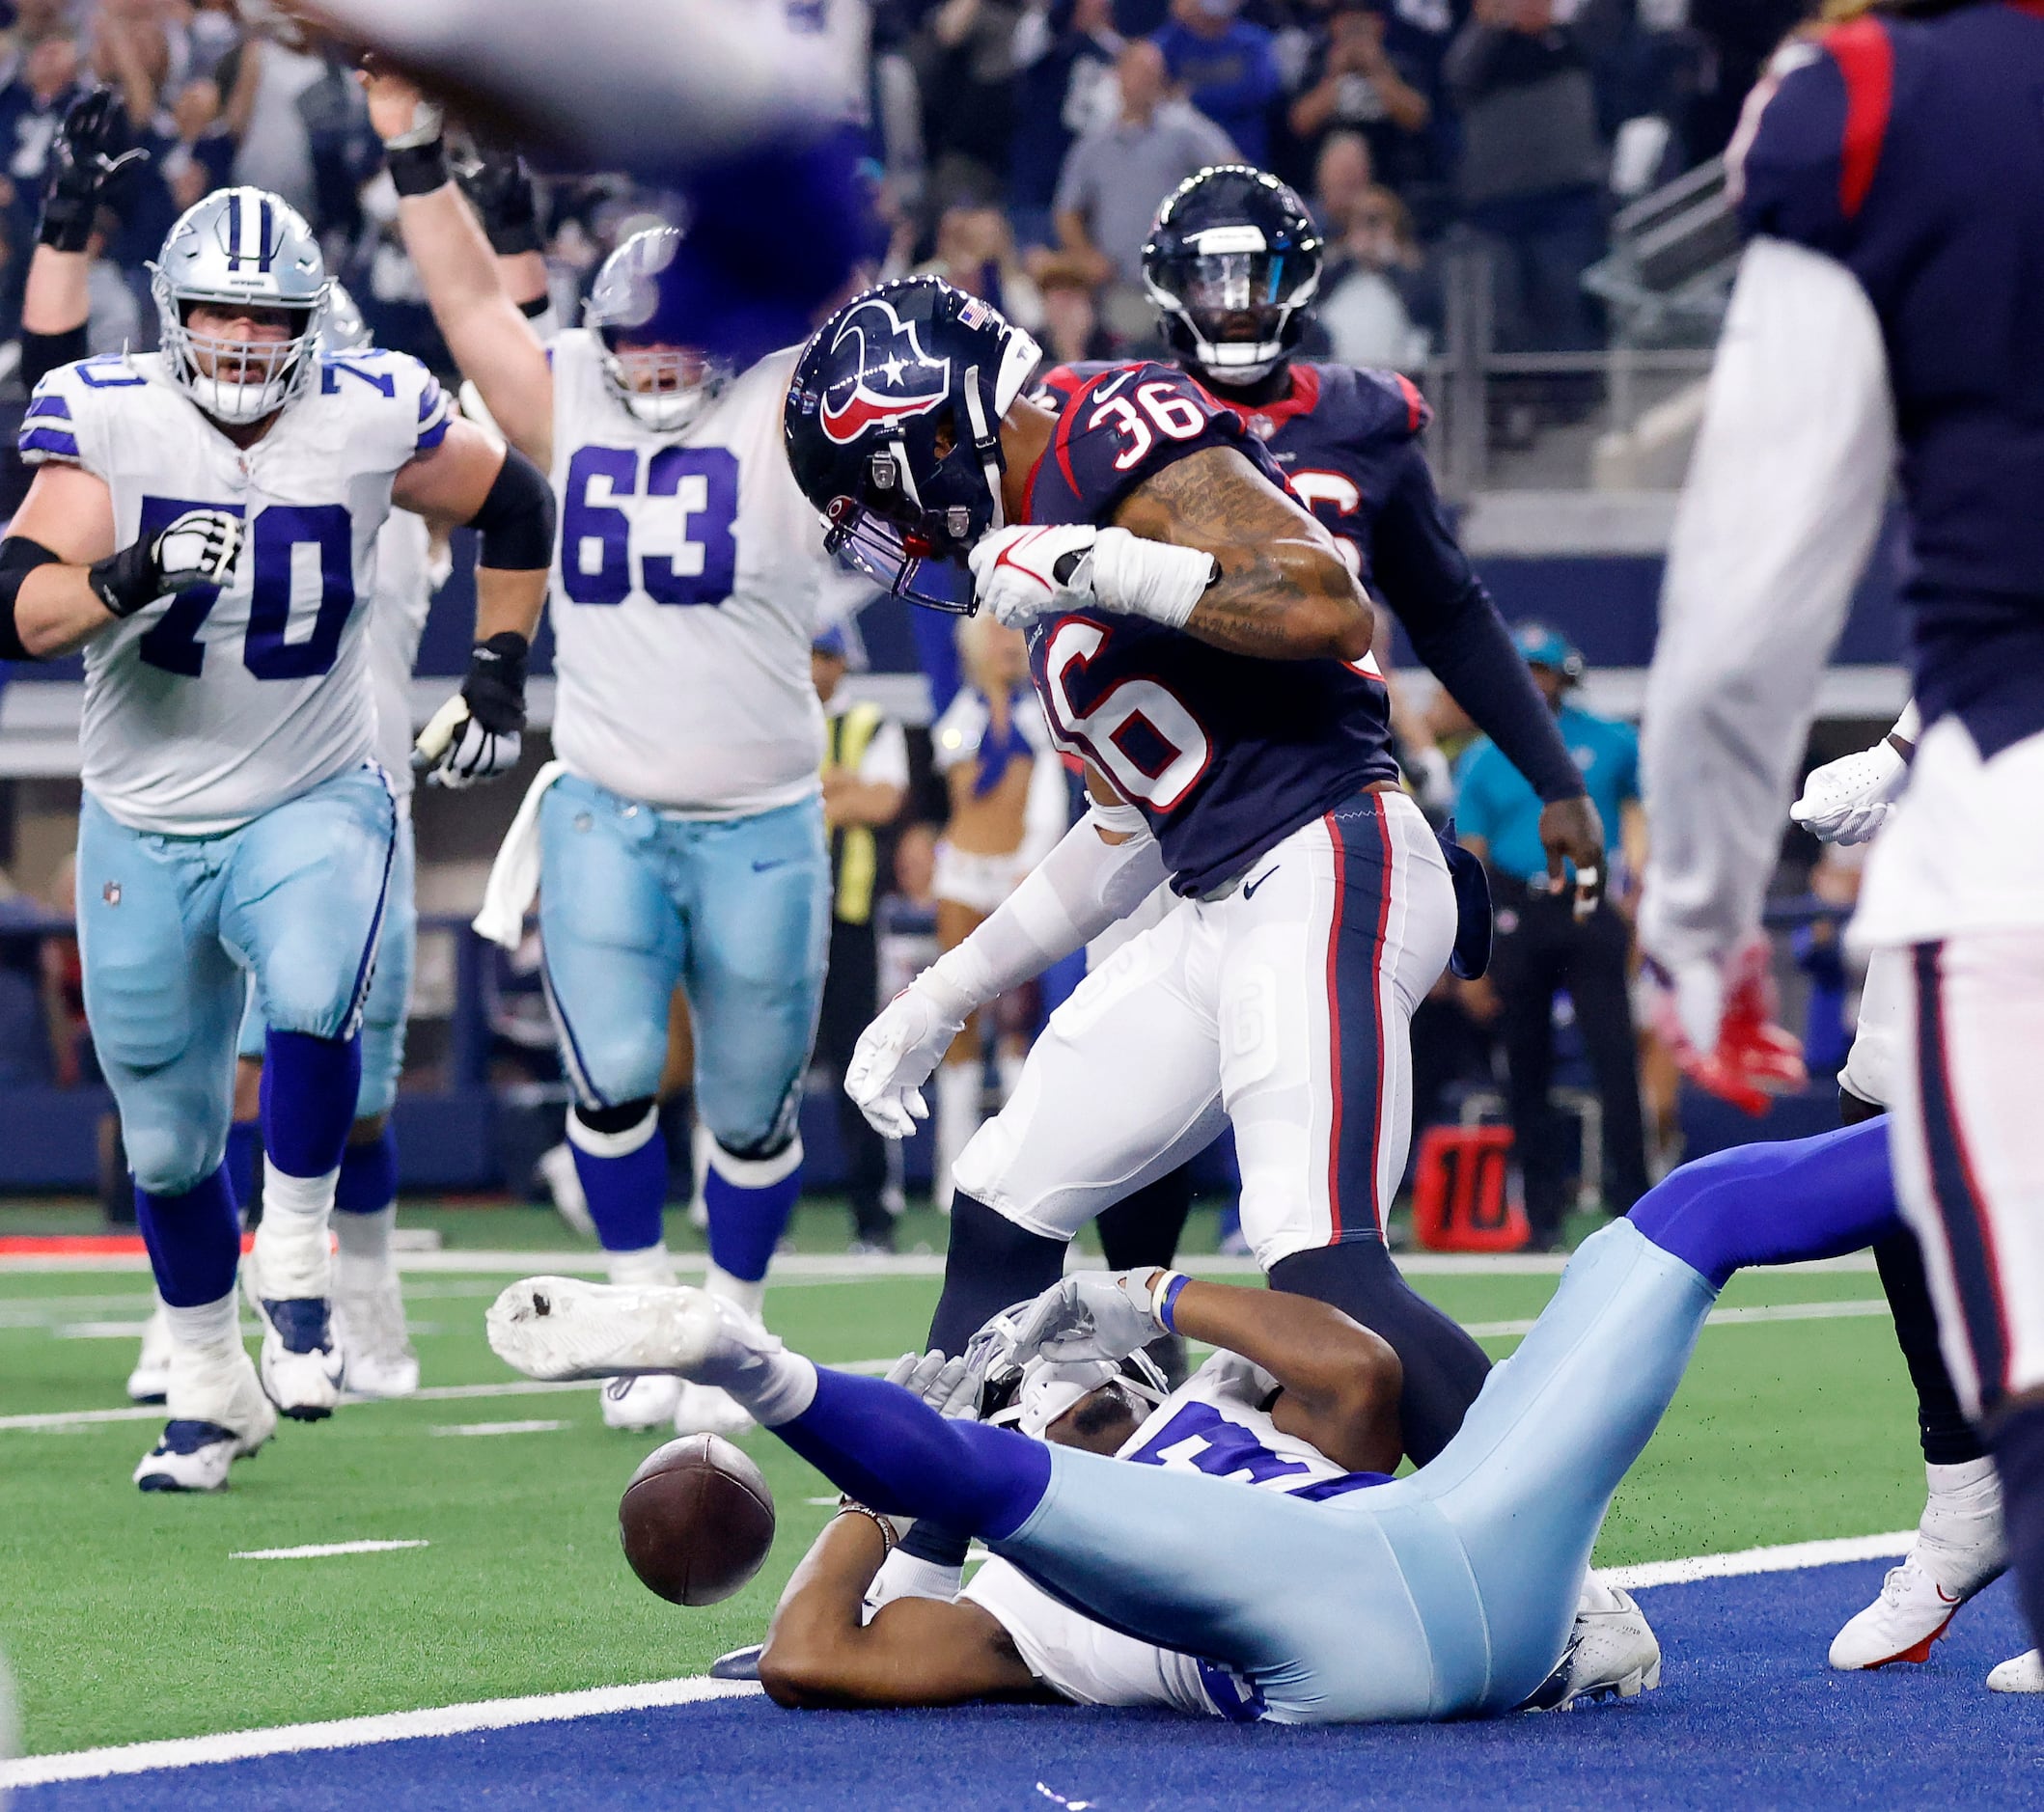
[0,0,1819,1241]
[0,0,1807,378]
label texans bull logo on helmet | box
[817,296,954,444]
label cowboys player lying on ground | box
[490,1116,1903,1724]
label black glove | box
[88,509,244,618]
[417,632,529,788]
[40,87,149,254]
[457,151,543,257]
[463,631,530,735]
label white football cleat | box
[601,1372,682,1431]
[1529,1580,1662,1711]
[126,1298,173,1404]
[1831,1460,2004,1669]
[487,1276,717,1380]
[674,1381,756,1439]
[1987,1649,2044,1693]
[334,1276,420,1398]
[134,1344,276,1493]
[243,1256,344,1420]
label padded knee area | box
[1268,1239,1491,1467]
[572,1097,659,1145]
[125,1113,226,1199]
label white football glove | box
[153,508,244,590]
[1790,740,1909,845]
[414,636,530,789]
[1005,1270,1174,1366]
[843,979,968,1139]
[967,524,1097,630]
[881,1349,981,1420]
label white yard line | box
[428,1420,567,1438]
[1,1247,1883,1278]
[0,1677,760,1788]
[1603,1530,1915,1591]
[0,1360,903,1434]
[0,1525,1920,1790]
[230,1541,430,1561]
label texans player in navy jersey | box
[1045,164,1535,1291]
[1642,0,2044,1688]
[784,275,1608,1501]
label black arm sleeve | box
[0,535,65,662]
[462,441,556,570]
[20,324,88,396]
[1370,446,1586,804]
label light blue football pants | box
[537,775,828,1153]
[981,1121,1902,1722]
[77,766,396,1194]
[237,807,415,1121]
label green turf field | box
[0,1199,1929,1759]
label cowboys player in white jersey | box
[119,285,444,1407]
[0,175,554,1491]
[366,73,835,1438]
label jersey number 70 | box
[135,497,353,680]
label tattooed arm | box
[1113,445,1374,662]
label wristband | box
[835,1501,899,1554]
[87,540,160,619]
[386,138,451,199]
[1090,528,1216,631]
[1148,1270,1190,1334]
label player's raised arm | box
[392,415,555,787]
[362,66,557,468]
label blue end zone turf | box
[19,1562,2040,1809]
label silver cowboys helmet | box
[586,225,733,433]
[320,278,371,354]
[151,186,330,426]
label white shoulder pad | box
[17,355,140,473]
[315,346,455,472]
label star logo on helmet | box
[818,298,952,445]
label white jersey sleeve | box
[28,351,428,834]
[1640,236,1896,973]
[544,332,830,816]
[959,1560,1220,1716]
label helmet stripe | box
[258,197,275,274]
[227,191,241,267]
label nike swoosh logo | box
[752,858,794,873]
[1092,370,1135,403]
[1242,867,1278,899]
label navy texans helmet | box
[784,276,1041,610]
[1142,165,1323,388]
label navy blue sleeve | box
[1369,444,1585,805]
[1734,20,1892,257]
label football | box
[618,1434,776,1606]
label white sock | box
[607,1243,676,1289]
[865,1546,964,1616]
[334,1205,396,1298]
[252,1166,338,1299]
[1927,1457,2000,1504]
[700,1333,815,1427]
[163,1290,240,1356]
[704,1263,765,1323]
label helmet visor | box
[1158,249,1310,338]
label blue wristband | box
[1155,1272,1191,1334]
